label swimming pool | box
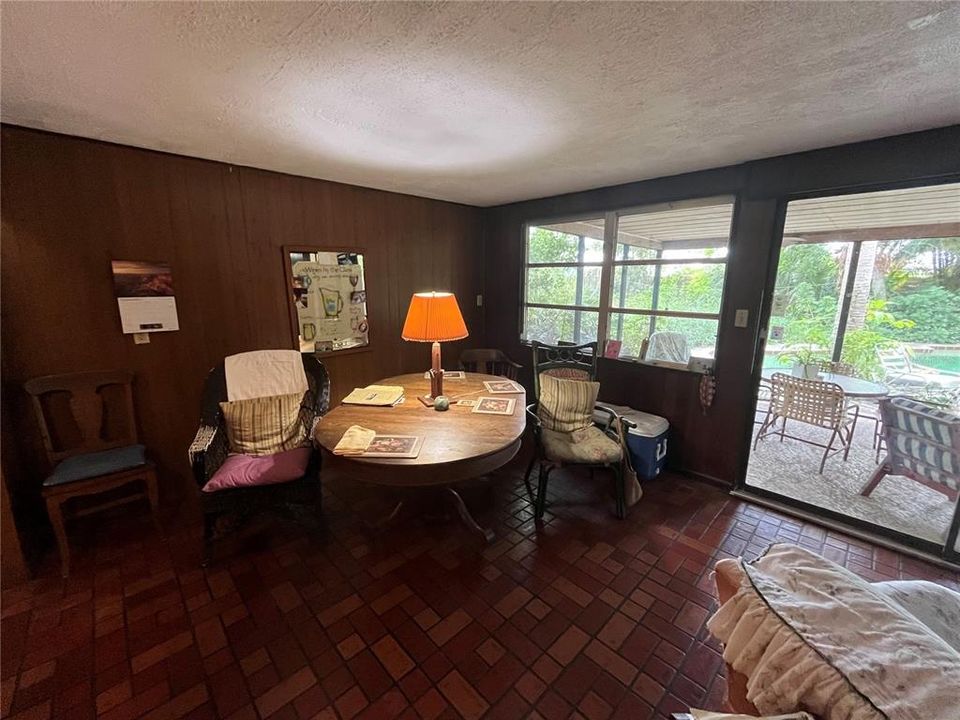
[913,352,960,373]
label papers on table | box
[332,426,423,458]
[423,370,465,380]
[482,380,523,394]
[342,385,405,406]
[362,435,423,458]
[332,425,376,455]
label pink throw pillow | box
[202,448,312,493]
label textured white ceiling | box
[2,2,959,206]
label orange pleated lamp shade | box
[401,292,469,342]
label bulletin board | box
[283,246,370,355]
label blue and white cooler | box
[595,403,670,480]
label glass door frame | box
[733,175,960,565]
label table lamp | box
[402,291,468,406]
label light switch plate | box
[476,294,483,307]
[734,309,749,328]
[133,332,150,344]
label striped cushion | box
[890,397,959,446]
[542,368,591,381]
[220,392,308,456]
[885,397,960,491]
[892,432,957,475]
[538,373,599,433]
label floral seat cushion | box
[542,425,621,465]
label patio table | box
[761,368,889,399]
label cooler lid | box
[594,402,669,437]
[625,412,669,437]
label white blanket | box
[708,544,960,720]
[224,350,308,401]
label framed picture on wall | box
[283,245,371,356]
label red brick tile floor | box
[3,454,958,720]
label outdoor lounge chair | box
[878,347,960,390]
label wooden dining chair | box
[24,370,159,576]
[458,348,522,380]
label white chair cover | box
[224,350,308,401]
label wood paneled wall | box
[3,122,958,532]
[1,126,485,511]
[485,126,960,485]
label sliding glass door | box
[741,181,960,563]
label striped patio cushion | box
[889,397,959,446]
[538,373,599,433]
[896,456,960,492]
[220,392,309,456]
[885,396,960,492]
[892,432,957,475]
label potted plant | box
[778,347,826,379]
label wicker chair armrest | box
[189,423,229,487]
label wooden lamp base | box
[418,342,444,406]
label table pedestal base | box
[445,488,495,544]
[373,487,494,544]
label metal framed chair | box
[188,351,330,564]
[862,396,959,502]
[524,341,625,519]
[458,348,522,380]
[819,361,881,452]
[818,360,855,376]
[530,340,599,398]
[754,372,860,474]
[24,370,159,577]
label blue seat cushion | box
[44,444,147,487]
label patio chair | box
[819,360,881,451]
[754,372,860,474]
[754,379,772,426]
[818,360,855,376]
[878,347,960,390]
[524,341,626,519]
[861,397,959,502]
[458,348,522,380]
[645,331,690,364]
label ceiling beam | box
[783,222,960,245]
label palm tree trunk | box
[845,241,878,331]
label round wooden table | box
[314,372,526,541]
[761,368,889,398]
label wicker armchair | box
[188,351,330,564]
[861,397,959,503]
[458,348,522,380]
[754,372,860,474]
[524,341,626,519]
